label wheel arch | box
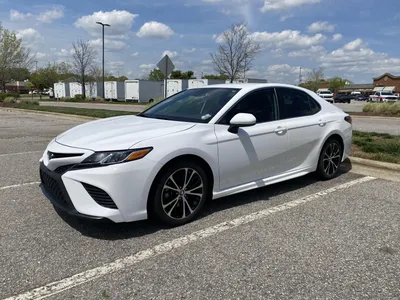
[146,153,216,215]
[318,130,345,161]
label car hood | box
[55,115,196,151]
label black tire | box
[149,160,210,226]
[316,138,343,180]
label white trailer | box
[166,79,189,97]
[188,79,226,89]
[69,82,83,98]
[54,82,70,99]
[105,81,125,101]
[125,80,164,103]
[85,82,103,99]
[225,78,268,84]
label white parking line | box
[4,176,376,300]
[0,151,42,157]
[0,182,41,191]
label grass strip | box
[352,131,400,164]
[7,104,138,118]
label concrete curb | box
[349,115,400,120]
[349,156,400,172]
[0,107,99,121]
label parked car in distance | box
[333,93,352,103]
[369,91,398,102]
[354,94,368,101]
[39,83,353,226]
[316,89,334,103]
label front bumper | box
[39,162,103,220]
[39,141,162,223]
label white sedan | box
[39,83,352,226]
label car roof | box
[190,83,310,92]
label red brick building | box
[373,73,400,93]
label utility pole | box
[299,67,302,85]
[96,22,110,99]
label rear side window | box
[275,88,321,119]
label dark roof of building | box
[373,73,400,80]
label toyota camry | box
[39,83,352,226]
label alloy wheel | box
[322,142,341,176]
[161,168,204,220]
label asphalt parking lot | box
[1,109,400,300]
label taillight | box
[345,115,352,124]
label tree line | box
[1,20,350,99]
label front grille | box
[82,183,118,209]
[48,151,83,160]
[40,169,69,207]
[54,164,75,174]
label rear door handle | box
[318,120,326,127]
[274,127,288,135]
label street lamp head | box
[96,22,110,27]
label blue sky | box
[1,0,400,83]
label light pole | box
[96,22,110,99]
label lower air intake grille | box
[54,164,75,174]
[81,183,118,209]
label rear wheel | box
[150,161,209,226]
[316,138,343,180]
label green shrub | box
[0,92,19,101]
[19,99,39,105]
[3,97,16,103]
[362,102,400,116]
[60,96,71,101]
[73,94,86,101]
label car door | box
[214,88,290,191]
[275,87,326,172]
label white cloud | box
[332,33,343,41]
[161,50,178,58]
[140,64,155,69]
[318,38,400,75]
[55,48,73,57]
[251,30,326,48]
[89,39,128,52]
[36,52,47,59]
[342,38,365,51]
[183,48,196,53]
[10,9,32,21]
[131,52,139,57]
[263,64,311,83]
[261,0,321,12]
[288,45,326,57]
[75,10,138,39]
[280,14,293,22]
[16,28,43,46]
[37,8,64,23]
[308,21,335,33]
[136,21,174,39]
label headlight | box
[77,147,153,168]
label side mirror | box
[228,113,256,133]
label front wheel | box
[150,161,210,226]
[316,138,343,180]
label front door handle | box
[274,127,288,135]
[318,120,326,127]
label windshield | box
[139,88,241,123]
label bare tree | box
[210,21,261,83]
[304,67,325,91]
[0,24,35,91]
[71,39,97,98]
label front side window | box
[139,88,240,123]
[218,88,278,125]
[276,88,321,119]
